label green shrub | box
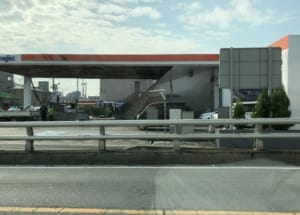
[252,88,292,130]
[252,89,271,118]
[233,99,245,129]
[233,99,245,119]
[271,88,292,130]
[89,107,110,117]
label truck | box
[0,110,40,121]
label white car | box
[8,106,22,111]
[199,111,218,119]
[33,106,41,111]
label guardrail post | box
[254,124,263,150]
[98,126,106,153]
[215,128,220,148]
[208,125,215,133]
[173,124,181,151]
[25,126,34,152]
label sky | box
[0,0,300,96]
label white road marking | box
[0,166,300,170]
[0,207,297,215]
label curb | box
[1,149,300,165]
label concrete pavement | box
[0,159,299,214]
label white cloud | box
[110,0,161,4]
[177,0,285,34]
[204,30,230,39]
[0,0,199,54]
[173,2,202,12]
[230,0,275,27]
[104,27,202,54]
[141,0,162,3]
[130,6,161,19]
[102,14,127,22]
[110,0,138,4]
[14,0,36,10]
[0,0,13,12]
[157,22,167,28]
[95,3,127,14]
[0,10,25,23]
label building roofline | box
[270,35,289,50]
[20,54,220,62]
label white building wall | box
[153,66,216,116]
[281,49,289,93]
[287,35,300,120]
[100,79,153,100]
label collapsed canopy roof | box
[0,54,219,79]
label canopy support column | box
[23,76,32,109]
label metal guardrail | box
[0,118,299,152]
[1,118,300,127]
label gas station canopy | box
[0,54,219,79]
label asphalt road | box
[0,159,300,214]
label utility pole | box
[76,78,79,112]
[81,80,87,99]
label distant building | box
[77,100,97,111]
[65,91,81,103]
[88,96,101,101]
[0,72,15,109]
[271,35,300,128]
[0,71,14,92]
[38,81,49,91]
[11,86,52,107]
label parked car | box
[8,106,22,111]
[199,111,218,119]
[64,105,75,112]
[33,106,41,111]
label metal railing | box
[0,118,300,152]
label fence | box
[0,118,300,152]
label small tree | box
[252,89,271,118]
[271,87,292,130]
[252,88,292,130]
[233,99,245,119]
[233,99,245,129]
